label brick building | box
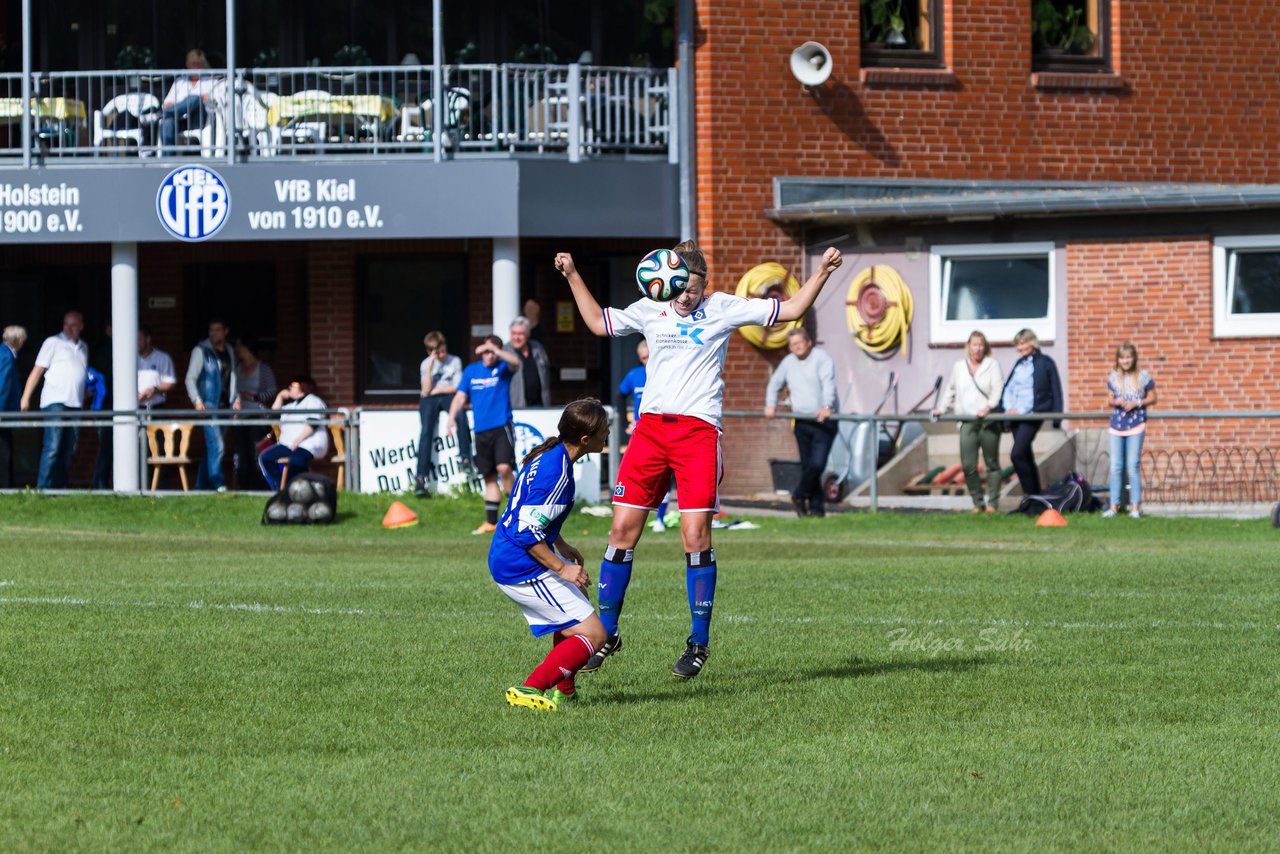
[693,0,1280,495]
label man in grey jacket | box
[506,316,551,408]
[764,328,838,517]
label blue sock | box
[657,499,669,522]
[598,545,634,637]
[686,549,717,646]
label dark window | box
[359,255,469,397]
[1231,252,1280,316]
[860,0,943,68]
[1032,0,1110,72]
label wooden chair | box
[328,422,346,490]
[146,423,194,492]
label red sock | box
[548,631,575,695]
[523,635,595,691]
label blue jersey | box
[489,443,576,584]
[618,365,646,422]
[459,360,512,432]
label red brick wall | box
[1066,239,1280,450]
[694,0,1280,494]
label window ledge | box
[860,67,958,88]
[1031,72,1126,92]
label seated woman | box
[258,376,329,491]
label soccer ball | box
[635,248,690,301]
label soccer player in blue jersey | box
[490,398,611,712]
[448,336,521,535]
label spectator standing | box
[137,325,177,409]
[933,330,1006,513]
[231,338,277,490]
[159,49,216,153]
[0,325,27,488]
[20,311,88,490]
[618,339,649,427]
[523,298,548,348]
[1104,342,1157,519]
[998,328,1063,497]
[764,328,839,518]
[448,336,522,534]
[414,331,467,498]
[507,316,551,408]
[90,326,113,490]
[258,376,328,491]
[185,318,239,491]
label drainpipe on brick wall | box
[678,0,696,241]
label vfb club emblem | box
[156,166,230,241]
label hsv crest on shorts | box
[635,248,690,301]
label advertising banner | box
[358,408,607,504]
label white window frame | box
[929,242,1057,345]
[1212,236,1280,338]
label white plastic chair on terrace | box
[92,92,161,154]
[397,87,471,146]
[210,79,279,157]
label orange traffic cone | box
[1035,508,1068,527]
[382,500,418,529]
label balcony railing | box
[0,63,677,163]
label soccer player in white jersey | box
[554,241,842,678]
[490,398,611,712]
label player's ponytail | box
[672,240,707,279]
[522,398,609,466]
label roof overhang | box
[766,177,1280,225]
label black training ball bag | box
[262,472,339,525]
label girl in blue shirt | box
[490,398,610,712]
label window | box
[359,255,470,396]
[1212,237,1280,338]
[1032,0,1110,72]
[929,243,1057,344]
[860,0,943,68]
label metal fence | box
[2,408,1275,508]
[7,64,675,162]
[737,409,1280,512]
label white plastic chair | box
[92,92,161,154]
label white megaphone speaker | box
[790,41,833,87]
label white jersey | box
[603,292,780,428]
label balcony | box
[0,63,677,164]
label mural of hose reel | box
[735,262,801,349]
[846,264,914,359]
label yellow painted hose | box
[846,264,913,358]
[735,262,801,349]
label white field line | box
[0,594,1275,633]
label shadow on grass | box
[802,655,992,681]
[585,656,992,705]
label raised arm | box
[777,247,842,324]
[554,252,608,337]
[476,340,521,370]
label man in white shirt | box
[20,311,88,489]
[137,325,177,409]
[159,48,217,152]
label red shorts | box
[613,414,722,512]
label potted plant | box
[1032,0,1095,55]
[861,0,909,48]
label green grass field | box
[1,493,1277,851]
